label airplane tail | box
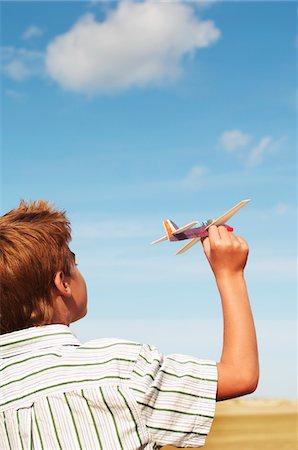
[163,220,178,239]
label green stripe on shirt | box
[0,332,73,348]
[46,397,63,450]
[64,392,83,450]
[100,386,124,450]
[81,389,103,450]
[0,358,136,389]
[77,342,141,351]
[137,401,214,419]
[117,386,143,447]
[3,411,12,450]
[0,376,131,408]
[33,405,44,450]
[16,409,25,450]
[0,353,62,372]
[147,425,208,437]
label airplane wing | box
[172,221,198,235]
[176,237,201,255]
[176,199,251,255]
[151,220,198,244]
[151,235,168,245]
[205,199,250,229]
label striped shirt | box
[0,324,218,449]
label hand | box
[201,225,249,278]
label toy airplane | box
[151,199,250,255]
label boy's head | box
[0,200,87,334]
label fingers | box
[235,235,247,245]
[202,225,249,249]
[218,225,232,243]
[201,235,211,256]
[234,235,249,251]
[221,230,248,250]
[207,224,220,242]
[206,225,249,249]
[201,224,249,275]
[208,224,231,246]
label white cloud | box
[249,202,295,220]
[70,249,211,283]
[73,219,155,240]
[219,129,286,167]
[180,165,210,190]
[22,25,43,40]
[274,202,290,216]
[196,0,218,10]
[247,255,297,282]
[89,252,296,283]
[247,136,273,167]
[247,135,286,167]
[3,60,29,81]
[220,129,251,151]
[5,88,24,100]
[45,1,221,94]
[1,46,44,81]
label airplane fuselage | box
[169,226,209,241]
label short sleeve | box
[129,343,218,449]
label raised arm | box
[202,225,259,402]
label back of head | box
[0,200,73,334]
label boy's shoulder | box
[79,336,143,349]
[69,335,163,367]
[76,336,144,360]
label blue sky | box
[1,1,297,399]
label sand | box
[161,398,297,450]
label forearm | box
[201,225,259,399]
[216,272,259,384]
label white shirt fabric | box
[0,324,218,449]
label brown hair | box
[0,200,74,334]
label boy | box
[0,200,259,449]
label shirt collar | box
[0,324,81,358]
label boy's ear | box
[53,271,72,298]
